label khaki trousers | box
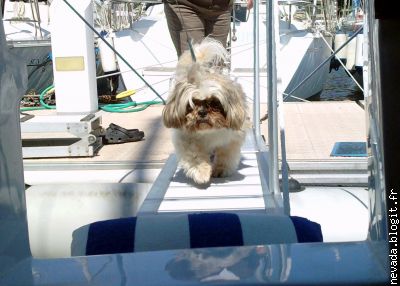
[164,0,232,56]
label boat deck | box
[23,101,369,257]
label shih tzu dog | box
[162,38,248,184]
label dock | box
[23,100,367,186]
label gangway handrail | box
[266,0,281,198]
[270,0,291,215]
[253,0,261,138]
[253,0,290,215]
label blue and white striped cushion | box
[71,213,322,256]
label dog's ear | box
[227,102,246,130]
[226,86,247,130]
[162,84,185,128]
[162,100,181,129]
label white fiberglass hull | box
[114,4,332,103]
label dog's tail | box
[175,38,228,81]
[190,37,228,66]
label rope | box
[20,85,56,112]
[20,84,163,113]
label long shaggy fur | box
[162,38,249,184]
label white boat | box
[109,0,335,102]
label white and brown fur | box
[162,38,248,184]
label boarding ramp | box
[138,131,284,215]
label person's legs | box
[164,2,206,56]
[203,8,231,48]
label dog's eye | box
[208,98,223,111]
[192,99,202,106]
[186,104,193,113]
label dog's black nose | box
[198,109,207,118]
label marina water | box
[318,66,364,101]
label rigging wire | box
[61,0,165,104]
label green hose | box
[39,85,56,110]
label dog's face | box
[185,96,227,131]
[163,73,247,132]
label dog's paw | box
[212,165,235,178]
[186,163,212,184]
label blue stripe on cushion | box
[86,217,136,255]
[188,213,243,248]
[290,216,323,242]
